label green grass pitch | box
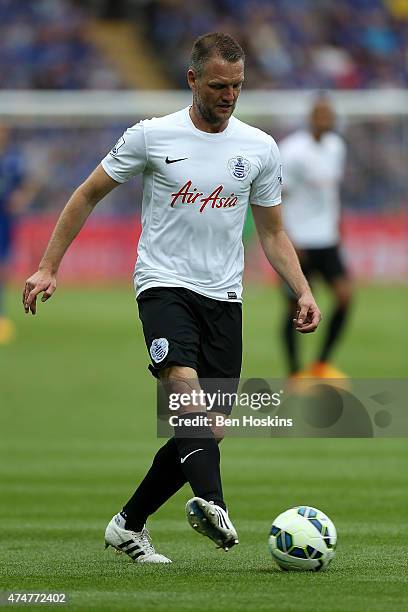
[1,284,407,611]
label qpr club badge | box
[150,338,169,363]
[228,156,251,180]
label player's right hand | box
[23,270,57,315]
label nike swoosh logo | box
[180,448,203,464]
[165,156,188,164]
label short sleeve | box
[250,139,282,207]
[279,138,300,191]
[337,137,347,178]
[101,121,147,183]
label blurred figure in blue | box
[0,124,33,343]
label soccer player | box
[0,124,32,344]
[279,97,352,378]
[23,33,321,563]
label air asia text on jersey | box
[170,180,238,213]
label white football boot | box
[186,497,239,551]
[104,513,172,563]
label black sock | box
[283,306,299,374]
[122,437,187,531]
[319,305,349,362]
[174,412,226,510]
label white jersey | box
[279,130,346,249]
[102,107,281,301]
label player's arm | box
[251,203,321,333]
[23,165,119,315]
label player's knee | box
[212,427,225,443]
[160,365,206,414]
[332,277,353,309]
[336,284,353,308]
[210,412,226,442]
[160,365,198,389]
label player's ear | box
[187,68,197,92]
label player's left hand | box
[293,293,322,334]
[22,269,57,315]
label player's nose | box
[221,86,235,102]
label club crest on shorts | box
[228,156,251,180]
[150,338,169,363]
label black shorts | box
[137,286,242,413]
[284,245,347,298]
[299,245,347,283]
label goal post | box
[1,89,408,122]
[1,89,407,282]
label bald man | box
[279,99,352,378]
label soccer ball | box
[268,506,337,571]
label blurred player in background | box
[23,33,321,563]
[0,124,33,344]
[279,97,352,378]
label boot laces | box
[137,527,155,556]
